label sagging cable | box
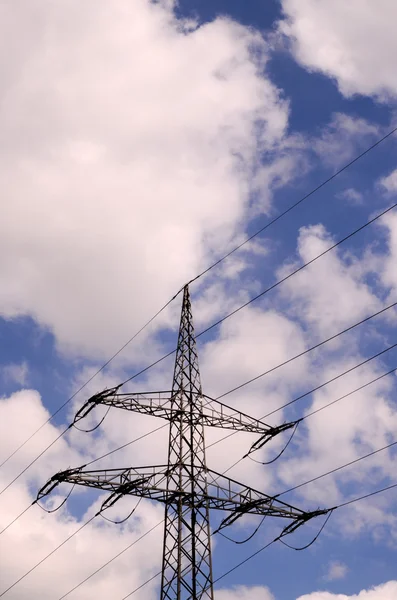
[36,468,80,502]
[247,421,301,465]
[277,509,334,551]
[72,386,121,427]
[99,477,153,513]
[217,514,269,545]
[100,498,143,525]
[277,507,332,540]
[36,483,76,514]
[73,405,111,433]
[214,498,270,534]
[243,419,302,459]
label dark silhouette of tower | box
[38,285,325,599]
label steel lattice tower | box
[39,285,326,600]
[161,286,214,599]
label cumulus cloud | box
[1,362,29,386]
[379,170,397,194]
[324,561,348,582]
[218,582,397,600]
[217,585,275,600]
[311,113,379,168]
[297,581,397,600]
[277,223,381,338]
[278,0,397,99]
[0,0,294,360]
[0,389,82,487]
[2,216,396,597]
[2,2,397,599]
[379,213,397,294]
[337,189,363,206]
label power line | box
[24,364,397,597]
[0,514,98,597]
[13,386,396,599]
[303,366,397,421]
[17,303,393,522]
[0,422,166,500]
[193,202,397,347]
[0,503,34,536]
[0,397,215,519]
[0,426,72,499]
[336,482,397,509]
[0,422,167,536]
[254,342,397,420]
[1,123,395,534]
[66,340,394,483]
[83,422,169,468]
[120,570,163,600]
[277,438,397,498]
[6,291,392,502]
[205,319,397,458]
[210,382,397,542]
[119,510,330,598]
[2,301,395,537]
[0,293,180,473]
[48,388,397,596]
[0,500,158,598]
[121,200,397,388]
[3,198,396,508]
[186,125,397,287]
[2,126,397,592]
[208,481,397,589]
[216,300,397,400]
[212,538,277,585]
[22,311,392,532]
[0,468,173,597]
[57,520,164,600]
[62,124,397,599]
[118,474,397,599]
[5,400,213,555]
[210,360,397,476]
[247,363,397,466]
[118,539,277,600]
[7,432,395,600]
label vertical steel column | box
[160,285,214,600]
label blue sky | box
[0,1,397,600]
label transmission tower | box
[38,285,325,599]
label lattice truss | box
[38,286,326,600]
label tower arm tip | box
[73,385,122,424]
[36,466,84,501]
[243,419,303,458]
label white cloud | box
[278,0,397,99]
[0,388,162,600]
[252,222,397,538]
[379,169,397,194]
[312,113,379,168]
[216,582,397,600]
[1,3,397,598]
[1,252,397,597]
[297,581,397,600]
[277,223,381,339]
[276,344,397,516]
[217,585,274,600]
[337,189,363,206]
[0,389,86,493]
[1,362,29,386]
[379,214,397,294]
[0,0,293,360]
[324,561,348,582]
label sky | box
[0,1,397,599]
